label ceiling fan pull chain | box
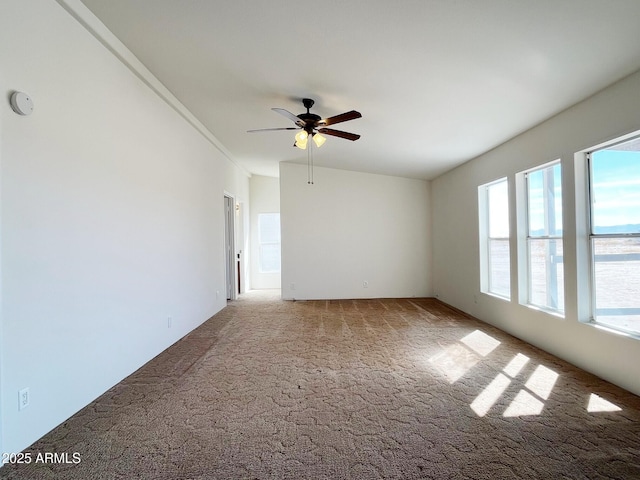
[307,143,312,184]
[307,140,315,185]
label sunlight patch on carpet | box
[503,390,545,417]
[460,330,501,357]
[470,373,511,417]
[587,393,622,413]
[503,353,530,378]
[429,344,479,383]
[525,365,558,400]
[470,353,533,417]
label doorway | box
[224,195,236,301]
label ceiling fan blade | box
[318,110,362,126]
[272,108,306,128]
[247,127,300,133]
[318,128,360,141]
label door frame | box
[224,193,236,301]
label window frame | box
[479,178,511,300]
[586,135,640,336]
[523,160,564,315]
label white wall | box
[432,69,640,396]
[0,0,249,454]
[280,163,431,300]
[250,175,281,290]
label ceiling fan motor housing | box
[299,98,321,133]
[298,113,322,133]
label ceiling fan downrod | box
[302,98,314,112]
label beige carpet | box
[2,290,640,479]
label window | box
[479,178,511,299]
[588,136,640,335]
[258,213,281,273]
[525,162,564,313]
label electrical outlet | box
[290,283,295,291]
[216,290,220,299]
[19,388,29,411]
[363,281,369,288]
[167,316,172,328]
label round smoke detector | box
[10,91,34,116]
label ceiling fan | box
[247,98,361,149]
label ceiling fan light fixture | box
[294,130,308,149]
[312,132,326,148]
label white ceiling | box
[78,0,640,180]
